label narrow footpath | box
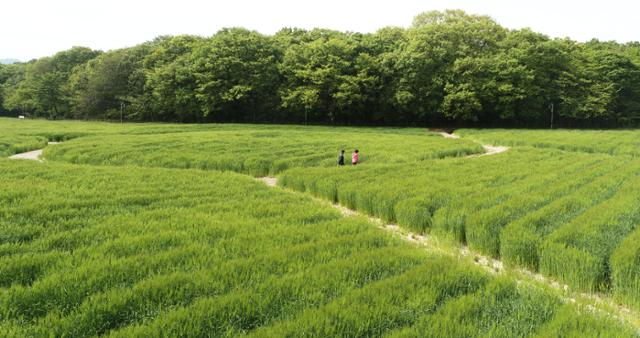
[256,175,639,330]
[8,142,60,162]
[6,133,638,330]
[256,132,638,330]
[437,131,509,157]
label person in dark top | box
[338,150,345,166]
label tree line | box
[2,10,640,127]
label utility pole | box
[120,101,124,124]
[549,102,554,129]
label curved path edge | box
[437,131,509,157]
[257,175,640,331]
[8,142,60,162]
[6,133,636,330]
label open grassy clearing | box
[1,159,633,336]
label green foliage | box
[68,44,152,120]
[141,35,205,122]
[3,47,100,119]
[501,161,633,270]
[394,197,438,233]
[390,278,561,338]
[532,304,637,337]
[193,28,280,122]
[465,158,618,257]
[4,11,640,127]
[278,127,640,310]
[2,120,640,335]
[539,175,640,291]
[43,124,483,176]
[249,258,489,337]
[611,227,640,309]
[458,128,640,156]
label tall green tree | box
[3,10,640,127]
[192,28,280,122]
[5,47,100,118]
[279,29,383,124]
[69,44,152,120]
[567,46,640,125]
[142,35,205,122]
[394,10,507,125]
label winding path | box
[437,131,509,157]
[8,142,60,162]
[477,144,509,157]
[438,131,461,139]
[256,175,639,329]
[6,132,637,329]
[254,132,636,329]
[9,149,45,161]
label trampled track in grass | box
[14,130,631,328]
[3,119,640,336]
[7,131,506,163]
[43,127,485,176]
[436,131,509,157]
[256,175,640,329]
[6,129,639,328]
[8,142,61,162]
[4,159,632,336]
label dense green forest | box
[2,10,640,127]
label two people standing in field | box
[338,149,359,166]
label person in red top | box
[352,149,359,165]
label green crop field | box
[44,126,482,176]
[281,148,640,301]
[457,129,640,157]
[1,118,639,336]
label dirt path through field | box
[8,141,61,162]
[9,149,44,161]
[6,132,635,329]
[436,131,509,157]
[477,144,509,157]
[256,175,639,329]
[438,131,460,139]
[257,177,278,187]
[257,176,510,274]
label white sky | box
[2,0,639,61]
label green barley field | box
[1,117,640,336]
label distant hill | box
[0,58,20,64]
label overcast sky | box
[2,0,639,61]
